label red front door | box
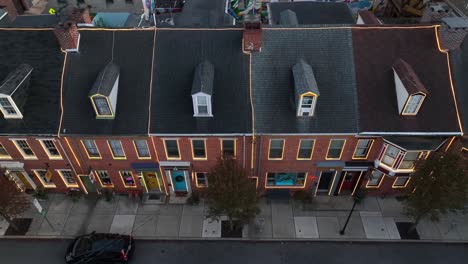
[338,171,361,195]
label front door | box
[143,172,161,191]
[15,171,35,190]
[317,171,335,194]
[171,170,187,192]
[79,175,97,193]
[339,171,361,195]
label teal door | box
[171,171,187,191]
[79,175,97,193]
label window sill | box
[42,184,57,188]
[22,156,38,160]
[64,184,80,188]
[265,185,305,189]
[101,184,115,188]
[0,156,12,160]
[267,158,283,160]
[47,156,63,160]
[137,157,152,160]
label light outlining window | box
[352,139,374,159]
[265,172,307,188]
[297,92,317,117]
[38,139,62,160]
[164,139,180,160]
[221,139,236,157]
[366,170,385,188]
[193,95,212,117]
[398,151,420,170]
[119,171,136,188]
[191,139,207,160]
[107,140,126,159]
[392,176,410,188]
[90,95,114,118]
[380,144,401,168]
[81,140,101,159]
[0,96,22,119]
[57,170,79,188]
[95,170,113,187]
[133,140,151,159]
[195,172,208,187]
[326,139,346,160]
[0,143,12,159]
[33,169,56,188]
[12,139,37,159]
[402,93,426,115]
[296,139,315,160]
[268,139,284,160]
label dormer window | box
[89,63,120,119]
[293,59,319,117]
[0,64,33,119]
[191,61,214,117]
[392,59,428,116]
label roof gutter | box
[359,132,462,136]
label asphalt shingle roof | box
[151,29,251,134]
[0,30,63,135]
[269,2,355,25]
[252,28,359,134]
[352,27,461,133]
[450,36,468,133]
[61,30,153,135]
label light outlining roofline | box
[359,132,461,136]
[57,50,68,137]
[147,28,157,135]
[434,25,464,136]
[248,53,255,170]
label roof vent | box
[191,61,214,117]
[292,59,320,117]
[0,64,33,119]
[279,9,298,25]
[89,62,120,119]
[392,59,428,116]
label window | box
[403,94,424,115]
[268,139,284,160]
[93,96,112,116]
[393,176,410,187]
[108,140,125,159]
[298,95,316,116]
[13,139,36,158]
[134,140,150,159]
[266,172,306,187]
[367,170,384,187]
[39,139,62,159]
[196,96,209,115]
[164,139,180,159]
[57,170,78,187]
[381,145,400,167]
[33,169,56,188]
[297,139,315,160]
[191,139,206,159]
[0,143,11,159]
[0,97,20,118]
[82,140,100,159]
[326,139,345,159]
[221,139,235,157]
[195,172,208,187]
[353,139,374,159]
[119,171,136,187]
[96,170,112,186]
[398,152,420,170]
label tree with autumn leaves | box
[0,173,30,232]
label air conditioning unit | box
[429,2,450,13]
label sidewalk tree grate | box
[396,222,420,240]
[4,218,32,236]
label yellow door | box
[143,172,160,191]
[16,172,34,190]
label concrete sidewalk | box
[2,194,467,241]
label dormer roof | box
[89,62,120,96]
[392,58,428,95]
[292,59,319,97]
[279,9,298,26]
[0,64,33,96]
[191,61,214,96]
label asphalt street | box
[0,239,467,264]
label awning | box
[343,161,373,171]
[131,162,159,172]
[316,161,345,168]
[159,161,190,168]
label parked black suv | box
[65,232,134,263]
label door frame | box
[165,169,191,195]
[77,174,98,194]
[337,170,365,196]
[315,170,338,196]
[9,170,37,191]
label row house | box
[0,8,465,202]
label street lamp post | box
[340,189,365,235]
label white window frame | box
[107,140,126,159]
[402,93,426,115]
[95,170,113,187]
[268,139,285,160]
[326,139,346,160]
[297,93,317,117]
[81,139,101,159]
[11,139,37,159]
[57,169,78,188]
[0,143,12,159]
[366,170,384,188]
[164,139,181,160]
[33,169,56,188]
[380,144,401,168]
[398,151,420,170]
[90,95,114,118]
[191,139,207,160]
[195,172,208,187]
[352,139,374,159]
[0,95,23,119]
[296,139,315,160]
[392,176,410,188]
[38,139,62,160]
[119,170,137,188]
[133,140,151,159]
[192,93,213,117]
[221,139,236,157]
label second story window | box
[353,139,374,159]
[326,139,345,160]
[381,145,400,167]
[82,140,101,159]
[13,139,36,159]
[398,152,420,170]
[268,139,284,160]
[39,139,62,159]
[221,139,235,157]
[297,139,315,160]
[108,140,126,159]
[164,139,180,159]
[191,139,207,159]
[0,143,11,159]
[134,140,150,159]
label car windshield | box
[73,237,93,256]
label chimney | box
[60,6,92,24]
[437,17,468,51]
[243,14,262,53]
[54,21,80,51]
[0,0,30,20]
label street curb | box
[1,235,467,244]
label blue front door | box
[171,170,187,191]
